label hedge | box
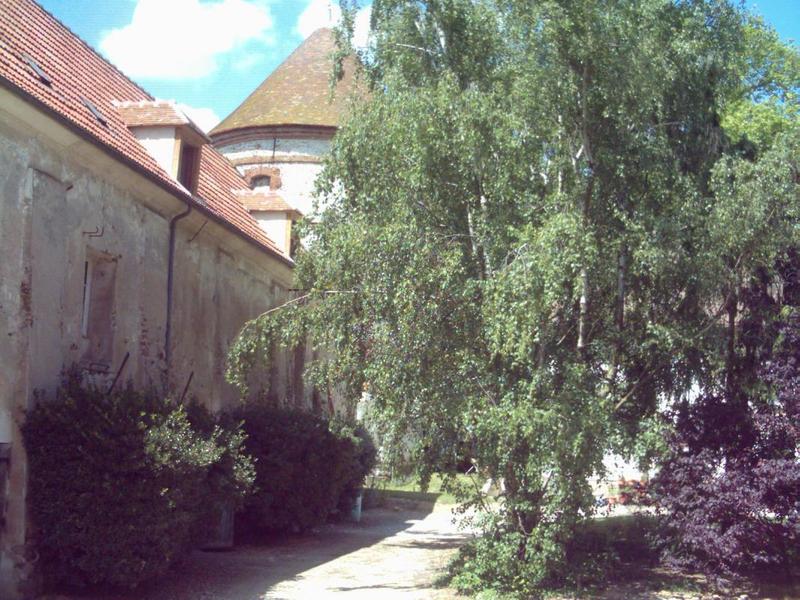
[22,375,254,590]
[235,405,376,535]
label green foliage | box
[227,0,800,595]
[226,306,300,398]
[235,405,374,534]
[330,419,378,512]
[721,16,800,152]
[22,376,254,590]
[451,514,658,597]
[184,400,258,511]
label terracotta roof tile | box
[0,0,287,261]
[211,28,361,136]
[114,99,188,127]
[236,190,302,215]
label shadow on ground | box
[57,504,443,600]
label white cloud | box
[296,0,371,49]
[176,103,220,133]
[101,0,274,80]
[232,53,264,74]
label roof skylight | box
[81,97,108,126]
[22,53,51,86]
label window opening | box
[178,143,199,192]
[81,259,91,337]
[251,175,271,190]
[81,97,107,126]
[81,250,118,369]
[22,53,52,86]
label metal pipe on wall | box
[164,201,192,379]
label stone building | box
[0,2,303,596]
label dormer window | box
[113,100,210,193]
[244,166,281,190]
[251,175,271,191]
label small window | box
[251,175,271,191]
[81,97,107,126]
[22,53,52,86]
[178,143,199,193]
[81,250,117,369]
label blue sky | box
[37,0,371,130]
[748,0,800,40]
[37,0,798,132]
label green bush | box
[331,421,378,514]
[235,405,375,534]
[450,514,659,598]
[22,375,254,590]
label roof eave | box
[211,123,338,145]
[0,75,294,269]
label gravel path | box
[265,504,468,600]
[52,502,470,600]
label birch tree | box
[230,0,799,594]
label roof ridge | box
[32,0,156,102]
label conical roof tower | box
[211,29,362,218]
[211,28,359,142]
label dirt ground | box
[51,501,469,600]
[42,501,800,600]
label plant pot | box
[349,490,363,523]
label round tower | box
[210,28,360,218]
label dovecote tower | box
[211,29,361,228]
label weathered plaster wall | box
[0,116,171,597]
[0,101,293,598]
[221,137,331,161]
[168,222,294,412]
[266,162,325,216]
[0,118,34,600]
[252,211,290,254]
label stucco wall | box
[0,101,293,598]
[131,126,178,178]
[221,137,331,161]
[0,118,35,600]
[169,225,294,411]
[252,212,289,254]
[217,137,330,216]
[0,117,173,597]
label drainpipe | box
[165,200,192,380]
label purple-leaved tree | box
[654,311,800,583]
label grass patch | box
[445,513,800,599]
[367,472,479,506]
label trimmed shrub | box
[22,375,254,590]
[235,405,375,534]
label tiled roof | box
[114,100,208,140]
[236,190,302,215]
[211,28,361,136]
[197,148,300,234]
[0,0,287,261]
